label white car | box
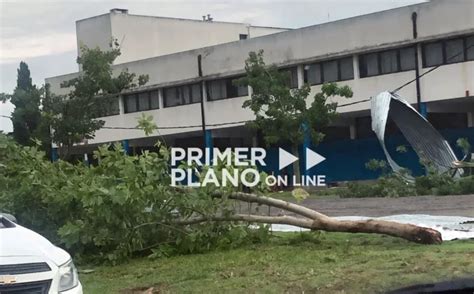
[0,213,83,293]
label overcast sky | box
[0,0,425,132]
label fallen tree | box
[169,190,442,245]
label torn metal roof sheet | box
[370,91,460,180]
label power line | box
[102,120,251,131]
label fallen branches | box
[173,190,442,245]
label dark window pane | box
[138,92,150,111]
[190,83,202,103]
[400,47,416,71]
[164,87,181,107]
[108,96,120,115]
[305,63,322,85]
[467,36,474,61]
[322,60,338,82]
[363,53,379,77]
[181,86,192,104]
[339,57,354,80]
[150,90,159,109]
[445,38,464,63]
[281,67,298,88]
[207,80,226,101]
[125,94,137,113]
[239,34,248,40]
[380,50,398,74]
[423,42,443,67]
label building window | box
[207,76,248,101]
[359,46,415,78]
[125,94,138,113]
[94,95,120,117]
[304,56,353,85]
[322,60,338,82]
[150,90,160,109]
[279,67,298,89]
[422,35,474,67]
[124,90,160,113]
[239,34,248,40]
[423,42,443,67]
[339,57,354,81]
[304,63,322,85]
[400,47,416,71]
[467,36,474,61]
[163,83,202,107]
[445,38,464,64]
[380,50,398,74]
[138,92,150,111]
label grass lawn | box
[79,232,474,293]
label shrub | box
[0,135,269,263]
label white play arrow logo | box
[278,148,298,170]
[306,148,325,170]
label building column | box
[302,123,311,177]
[468,112,473,128]
[122,139,130,155]
[297,64,305,88]
[118,94,125,114]
[353,54,359,80]
[83,153,90,166]
[420,102,428,118]
[158,89,164,109]
[51,147,59,162]
[205,130,213,149]
[349,122,357,140]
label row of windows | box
[124,91,159,113]
[359,46,416,78]
[207,76,248,101]
[304,57,353,85]
[109,35,474,115]
[422,35,474,67]
[163,83,202,107]
[122,78,249,113]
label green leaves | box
[0,134,271,263]
[240,51,352,148]
[48,43,149,159]
[136,113,158,136]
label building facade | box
[46,0,474,182]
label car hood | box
[0,224,70,266]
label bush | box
[0,135,268,263]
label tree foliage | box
[238,50,353,147]
[8,62,42,146]
[46,42,149,158]
[0,134,268,262]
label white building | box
[46,1,474,181]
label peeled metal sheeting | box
[371,91,460,180]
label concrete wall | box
[47,0,474,145]
[76,10,287,65]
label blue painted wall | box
[260,127,474,182]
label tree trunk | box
[171,191,442,245]
[291,144,301,185]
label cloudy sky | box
[0,0,425,132]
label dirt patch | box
[119,284,168,294]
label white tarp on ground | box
[271,214,474,241]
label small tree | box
[238,50,353,178]
[46,41,149,159]
[9,62,42,146]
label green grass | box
[79,232,474,293]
